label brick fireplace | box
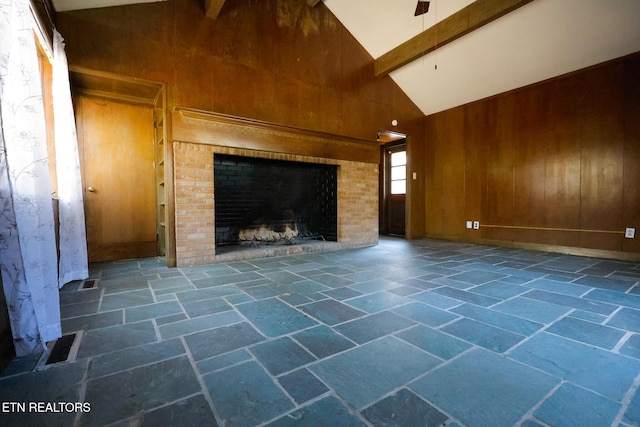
[171,109,380,266]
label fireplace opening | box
[214,154,338,252]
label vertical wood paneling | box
[486,96,516,227]
[579,63,625,250]
[463,100,493,241]
[425,53,640,257]
[425,108,465,238]
[543,77,581,234]
[513,86,547,229]
[57,0,424,143]
[623,55,640,253]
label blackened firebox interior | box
[214,154,338,247]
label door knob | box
[87,186,96,193]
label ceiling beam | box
[204,0,225,19]
[307,0,321,6]
[374,0,535,77]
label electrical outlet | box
[473,221,480,230]
[626,228,636,239]
[466,221,472,229]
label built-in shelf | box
[154,89,167,257]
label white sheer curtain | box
[53,29,88,287]
[0,0,61,355]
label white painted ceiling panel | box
[326,0,640,116]
[51,0,166,12]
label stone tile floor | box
[2,237,640,426]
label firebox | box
[214,154,338,249]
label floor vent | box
[36,331,84,370]
[46,333,76,365]
[78,279,99,290]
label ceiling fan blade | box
[414,0,430,16]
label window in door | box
[390,150,406,195]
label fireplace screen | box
[214,154,338,247]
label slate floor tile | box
[431,286,501,307]
[60,288,102,305]
[125,300,184,322]
[299,299,366,325]
[344,291,408,313]
[148,276,191,291]
[184,322,264,361]
[349,279,397,293]
[391,301,458,327]
[278,292,313,306]
[0,360,88,427]
[250,337,316,375]
[534,382,620,427]
[471,281,527,299]
[525,278,592,297]
[182,297,233,317]
[409,290,462,309]
[624,385,640,425]
[237,298,317,336]
[204,361,293,426]
[410,348,558,427]
[277,368,329,404]
[83,356,201,427]
[60,299,101,319]
[261,270,306,284]
[361,388,448,427]
[158,310,242,339]
[524,289,618,315]
[309,273,355,288]
[509,332,640,401]
[293,324,355,358]
[310,336,440,409]
[396,324,472,360]
[545,316,625,349]
[492,296,571,324]
[78,320,157,359]
[139,394,218,427]
[586,289,640,310]
[441,317,525,352]
[100,289,155,311]
[288,280,331,294]
[335,311,416,344]
[175,285,241,303]
[451,303,543,336]
[448,270,507,285]
[8,237,640,427]
[321,287,362,300]
[88,338,186,379]
[620,334,640,359]
[387,285,422,296]
[61,310,123,333]
[574,275,635,292]
[196,349,252,375]
[267,396,367,427]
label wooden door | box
[383,144,407,236]
[78,97,157,261]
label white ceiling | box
[52,0,640,116]
[51,0,166,12]
[326,0,640,115]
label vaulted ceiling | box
[50,0,640,116]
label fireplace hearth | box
[214,154,338,253]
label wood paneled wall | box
[55,0,423,143]
[423,53,640,258]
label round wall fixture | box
[391,119,398,126]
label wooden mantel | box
[172,108,380,164]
